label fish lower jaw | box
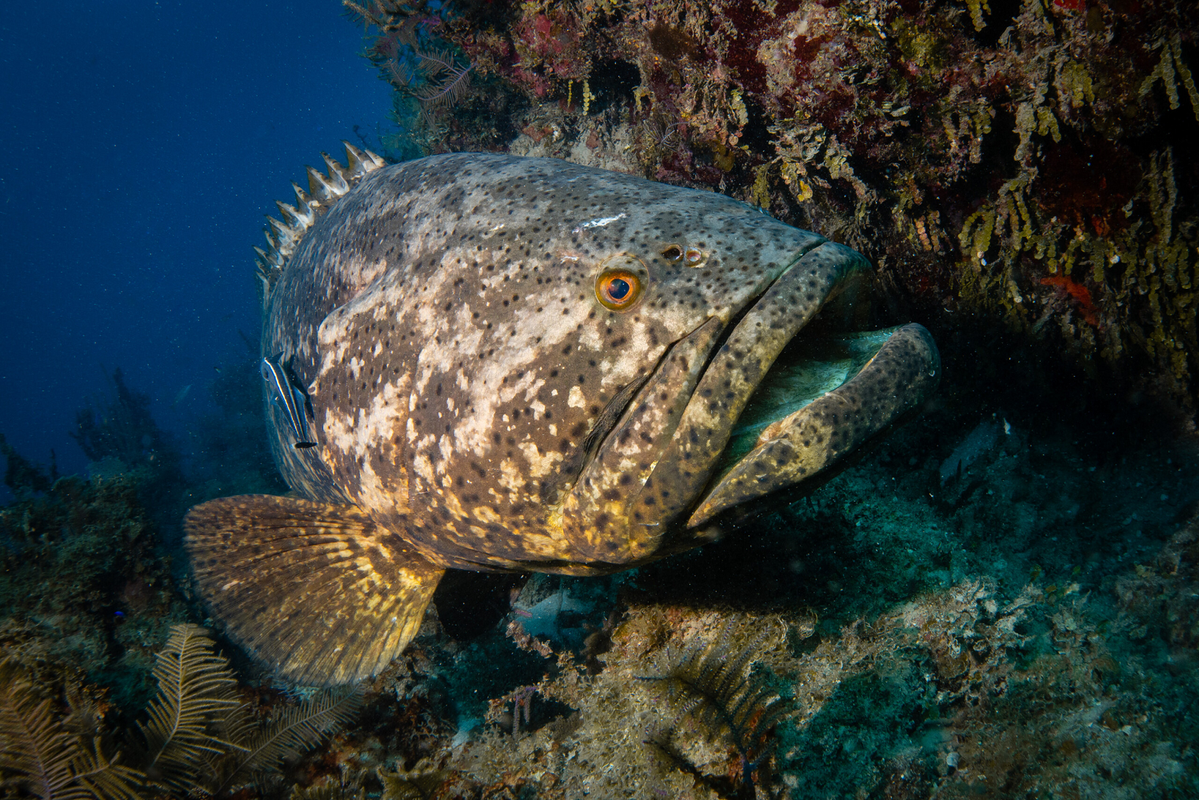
[689,322,939,526]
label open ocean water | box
[0,0,392,495]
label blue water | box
[0,0,392,492]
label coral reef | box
[69,368,187,541]
[70,369,182,480]
[0,466,180,711]
[0,433,55,500]
[0,655,142,800]
[0,360,303,793]
[638,618,791,793]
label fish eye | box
[595,269,642,310]
[661,245,683,262]
[684,247,705,266]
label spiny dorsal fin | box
[185,495,442,686]
[254,142,385,305]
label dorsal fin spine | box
[267,215,299,249]
[257,142,385,306]
[321,153,351,194]
[306,166,337,202]
[276,200,311,228]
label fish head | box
[527,184,939,568]
[509,190,833,561]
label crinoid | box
[343,1,472,114]
[639,619,792,791]
[386,46,473,111]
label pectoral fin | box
[184,495,443,685]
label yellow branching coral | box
[1054,57,1095,112]
[1147,148,1177,243]
[942,103,994,168]
[965,0,990,32]
[1140,34,1199,123]
[1014,91,1061,166]
[780,158,814,203]
[959,209,997,270]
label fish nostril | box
[661,245,683,261]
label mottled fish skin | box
[268,153,840,571]
[187,149,939,684]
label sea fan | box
[134,624,241,794]
[210,685,364,795]
[0,657,141,800]
[640,620,791,780]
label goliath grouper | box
[185,145,939,685]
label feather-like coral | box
[386,46,473,110]
[1,626,363,799]
[135,623,241,794]
[0,657,141,800]
[640,620,791,780]
[344,0,472,119]
[210,685,364,795]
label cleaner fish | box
[185,146,939,684]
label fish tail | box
[185,495,443,685]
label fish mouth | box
[629,241,939,533]
[687,320,939,525]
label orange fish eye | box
[595,269,642,310]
